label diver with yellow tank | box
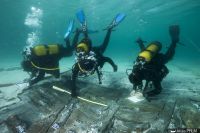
[70,10,126,97]
[21,20,77,86]
[128,25,180,98]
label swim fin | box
[169,25,180,43]
[105,13,126,30]
[64,20,74,39]
[76,9,87,32]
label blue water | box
[0,0,200,72]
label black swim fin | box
[169,25,180,43]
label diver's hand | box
[136,38,146,45]
[169,25,180,43]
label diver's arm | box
[136,38,145,51]
[96,67,102,84]
[83,26,89,39]
[29,70,45,85]
[83,32,88,39]
[62,38,73,57]
[98,29,112,54]
[71,63,79,97]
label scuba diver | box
[71,10,126,97]
[128,25,180,98]
[21,20,77,86]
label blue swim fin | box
[115,13,126,25]
[64,20,74,39]
[106,13,126,30]
[76,9,87,32]
[76,9,85,24]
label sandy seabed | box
[0,57,199,109]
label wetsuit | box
[21,36,77,85]
[71,29,117,97]
[93,30,117,71]
[129,26,179,96]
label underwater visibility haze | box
[0,0,200,69]
[0,0,200,132]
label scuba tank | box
[32,44,60,56]
[138,41,162,62]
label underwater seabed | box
[0,60,200,133]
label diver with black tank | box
[71,10,126,97]
[21,20,78,86]
[128,25,180,98]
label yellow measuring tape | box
[52,86,108,107]
[31,61,59,71]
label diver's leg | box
[71,28,81,50]
[62,38,73,57]
[71,63,79,97]
[96,67,102,84]
[98,29,112,54]
[164,25,180,64]
[163,43,177,64]
[136,38,146,51]
[146,81,162,96]
[65,38,70,49]
[128,72,143,93]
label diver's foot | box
[113,65,118,72]
[146,89,161,97]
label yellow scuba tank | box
[48,44,59,55]
[33,45,47,56]
[138,42,162,62]
[33,44,59,56]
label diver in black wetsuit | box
[70,10,126,97]
[128,25,180,97]
[71,27,118,97]
[21,32,79,86]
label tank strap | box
[45,45,49,55]
[78,62,86,73]
[31,61,59,71]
